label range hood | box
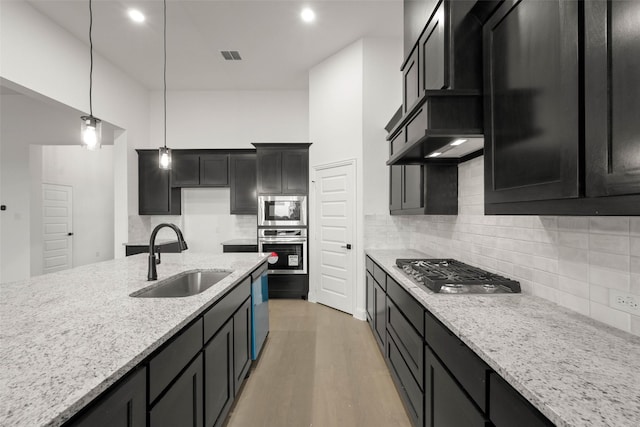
[386,90,483,165]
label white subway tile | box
[588,233,630,255]
[559,260,589,281]
[630,237,640,257]
[631,316,640,337]
[588,250,630,272]
[531,269,559,289]
[631,257,640,274]
[558,275,590,299]
[558,231,589,249]
[631,274,640,296]
[559,246,589,263]
[590,301,631,331]
[556,291,590,316]
[589,217,630,235]
[558,216,589,232]
[589,285,609,304]
[589,266,630,291]
[631,218,640,236]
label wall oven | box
[257,195,307,227]
[258,229,307,275]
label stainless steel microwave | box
[257,195,307,227]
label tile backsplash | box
[365,156,640,337]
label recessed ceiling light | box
[427,152,442,158]
[450,139,467,146]
[127,9,145,23]
[301,7,316,23]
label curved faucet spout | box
[148,223,188,281]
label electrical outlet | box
[609,290,640,316]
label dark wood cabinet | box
[229,154,257,214]
[374,281,386,353]
[172,153,228,187]
[66,367,146,427]
[489,373,554,427]
[585,0,640,198]
[390,164,457,215]
[366,271,375,324]
[426,346,488,427]
[484,0,580,205]
[254,143,310,195]
[137,150,181,215]
[150,354,204,427]
[403,48,420,113]
[419,1,446,91]
[387,331,424,427]
[204,320,234,427]
[233,297,252,396]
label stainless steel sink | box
[131,270,233,298]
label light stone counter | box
[0,252,269,427]
[220,238,258,246]
[366,249,640,427]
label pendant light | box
[80,0,102,150]
[159,0,172,170]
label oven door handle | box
[259,238,307,244]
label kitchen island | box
[0,252,268,427]
[366,249,640,427]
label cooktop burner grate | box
[396,259,521,294]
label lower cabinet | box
[233,297,252,396]
[66,367,146,427]
[366,272,374,323]
[489,373,554,427]
[150,354,204,427]
[426,346,487,427]
[204,320,234,427]
[374,281,386,351]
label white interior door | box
[313,161,356,314]
[42,184,73,274]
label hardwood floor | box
[226,299,411,427]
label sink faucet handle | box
[156,249,161,265]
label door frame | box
[309,159,360,318]
[41,182,73,274]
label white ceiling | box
[27,0,403,91]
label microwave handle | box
[259,238,307,244]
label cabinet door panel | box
[403,165,424,210]
[585,0,640,197]
[427,347,487,427]
[421,1,446,90]
[139,151,179,214]
[389,166,403,212]
[68,367,146,427]
[229,154,257,214]
[172,153,200,187]
[233,298,252,396]
[403,49,420,112]
[387,331,423,427]
[374,282,386,353]
[282,150,308,194]
[489,373,553,427]
[366,272,374,323]
[204,320,234,427]
[257,150,282,194]
[200,154,229,186]
[150,354,204,427]
[484,0,580,203]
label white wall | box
[365,156,640,337]
[308,38,403,319]
[37,146,115,272]
[0,1,150,261]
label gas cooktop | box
[396,259,521,294]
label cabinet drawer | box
[372,263,386,290]
[366,256,374,274]
[387,332,423,427]
[204,277,251,343]
[387,298,423,390]
[149,318,203,402]
[386,276,424,336]
[405,107,425,144]
[425,311,489,411]
[489,373,553,427]
[390,129,405,156]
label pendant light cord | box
[163,0,167,150]
[89,0,94,117]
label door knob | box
[341,244,352,250]
[67,232,74,236]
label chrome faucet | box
[148,223,188,281]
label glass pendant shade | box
[159,146,172,170]
[80,115,102,150]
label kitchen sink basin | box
[131,270,233,298]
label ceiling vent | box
[220,51,242,61]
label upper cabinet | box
[253,143,311,195]
[585,0,640,198]
[137,150,181,215]
[172,152,228,187]
[484,0,580,204]
[483,0,640,215]
[229,154,257,215]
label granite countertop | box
[220,238,258,246]
[0,252,269,427]
[366,249,640,427]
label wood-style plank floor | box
[226,299,411,427]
